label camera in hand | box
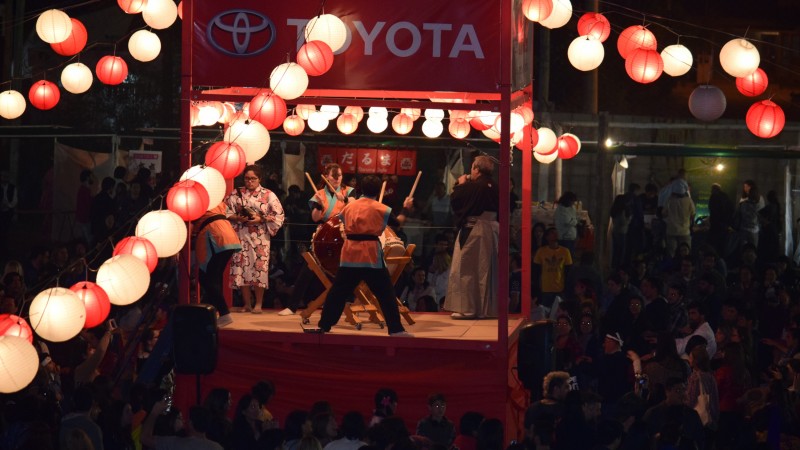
[239,206,258,220]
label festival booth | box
[175,0,536,438]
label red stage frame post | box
[178,0,194,306]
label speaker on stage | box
[172,304,218,375]
[517,320,554,396]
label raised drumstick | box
[304,172,317,190]
[320,174,337,193]
[378,180,387,203]
[408,171,422,199]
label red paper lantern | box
[337,113,358,135]
[617,25,657,59]
[95,55,128,85]
[557,135,580,159]
[178,1,183,19]
[297,40,334,76]
[205,141,246,179]
[469,115,490,131]
[391,114,414,135]
[248,90,287,130]
[0,314,33,343]
[625,48,663,84]
[746,100,785,139]
[113,236,158,273]
[50,18,87,56]
[577,13,611,43]
[69,282,111,329]
[28,80,60,110]
[514,124,540,151]
[166,180,210,221]
[448,119,471,139]
[118,0,147,14]
[736,68,769,97]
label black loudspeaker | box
[517,320,555,395]
[172,304,218,375]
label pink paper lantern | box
[521,0,553,23]
[448,119,471,139]
[746,100,785,139]
[736,68,769,97]
[617,25,657,59]
[50,18,87,56]
[283,115,305,136]
[249,90,287,130]
[0,315,33,344]
[28,80,60,110]
[96,56,128,85]
[205,141,246,179]
[297,40,334,76]
[391,114,414,135]
[113,236,158,273]
[166,180,210,221]
[336,113,358,135]
[515,124,540,151]
[69,282,111,329]
[625,48,663,84]
[577,13,611,42]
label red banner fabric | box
[191,0,502,92]
[376,150,396,174]
[318,146,337,173]
[357,148,377,174]
[396,150,417,176]
[337,148,357,173]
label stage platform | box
[175,308,530,441]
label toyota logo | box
[207,10,276,57]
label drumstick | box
[320,174,337,193]
[408,171,422,199]
[304,172,317,190]
[378,180,387,203]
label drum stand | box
[299,245,417,330]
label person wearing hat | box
[663,179,695,258]
[596,332,635,407]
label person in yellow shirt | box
[533,228,573,310]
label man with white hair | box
[663,180,695,257]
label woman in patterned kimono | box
[225,165,285,313]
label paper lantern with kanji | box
[128,29,161,62]
[96,56,128,85]
[205,141,246,179]
[719,38,760,78]
[0,315,33,343]
[533,127,558,154]
[297,40,334,76]
[249,90,287,130]
[118,0,147,14]
[392,114,414,135]
[113,236,158,273]
[142,0,178,30]
[29,288,86,342]
[625,48,663,84]
[577,12,610,42]
[28,80,60,110]
[135,210,187,257]
[617,26,657,59]
[69,282,111,328]
[568,36,605,71]
[96,255,151,306]
[449,119,471,139]
[181,165,226,210]
[736,68,768,97]
[337,113,358,135]
[223,116,270,163]
[304,14,348,53]
[0,336,39,393]
[521,0,553,22]
[661,44,693,77]
[557,134,581,159]
[61,62,93,94]
[539,0,572,29]
[167,180,210,221]
[36,9,72,44]
[270,63,309,100]
[746,100,785,139]
[50,18,87,56]
[689,85,726,121]
[0,90,26,120]
[283,115,305,136]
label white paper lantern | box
[424,109,445,121]
[661,44,693,77]
[0,90,26,120]
[307,111,329,131]
[368,107,388,119]
[481,127,500,140]
[223,116,270,163]
[128,29,162,62]
[180,165,226,210]
[568,36,604,71]
[295,104,316,120]
[534,151,559,164]
[0,336,39,393]
[29,288,85,342]
[36,9,73,44]
[366,116,388,133]
[96,255,150,306]
[719,38,760,78]
[494,113,526,134]
[269,63,309,100]
[196,103,221,126]
[539,0,572,29]
[304,14,348,53]
[421,119,443,138]
[142,0,178,30]
[60,63,93,94]
[533,127,558,154]
[478,111,500,128]
[135,210,187,257]
[688,85,726,122]
[319,104,340,121]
